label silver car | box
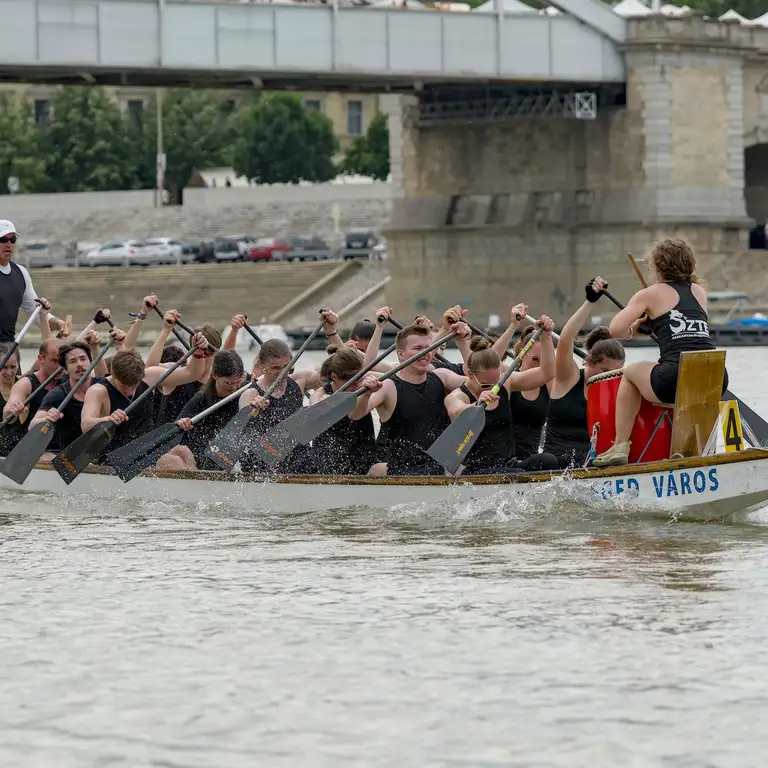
[84,240,148,267]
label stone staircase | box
[32,261,342,335]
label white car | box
[143,237,187,265]
[84,240,150,267]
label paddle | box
[251,332,459,468]
[152,305,191,350]
[387,316,452,366]
[52,342,203,484]
[426,327,544,475]
[604,275,768,446]
[241,316,264,346]
[202,314,330,471]
[0,301,43,371]
[0,337,115,485]
[246,342,399,467]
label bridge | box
[2,0,626,89]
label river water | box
[2,346,768,767]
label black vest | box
[0,261,27,343]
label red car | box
[249,237,290,262]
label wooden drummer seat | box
[649,350,727,459]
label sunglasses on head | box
[0,236,17,244]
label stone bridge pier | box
[383,17,768,327]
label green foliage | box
[340,112,390,181]
[232,93,338,185]
[666,0,764,17]
[135,89,235,202]
[0,93,44,194]
[39,87,136,193]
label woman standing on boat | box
[542,278,626,468]
[158,350,246,472]
[593,238,728,467]
[445,317,560,475]
[292,346,377,475]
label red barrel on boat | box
[586,370,673,464]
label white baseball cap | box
[0,220,18,238]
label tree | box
[0,93,44,194]
[135,89,235,204]
[39,87,136,193]
[340,112,390,181]
[667,0,765,17]
[232,93,338,185]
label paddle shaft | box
[353,331,459,399]
[601,289,660,343]
[191,316,327,427]
[0,302,43,371]
[340,343,397,392]
[386,316,452,365]
[241,317,264,346]
[628,253,647,287]
[153,305,191,350]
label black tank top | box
[296,383,376,475]
[650,281,715,365]
[94,377,154,453]
[458,384,514,473]
[240,378,307,473]
[542,370,589,468]
[385,372,450,476]
[510,386,549,459]
[24,372,56,425]
[179,389,240,471]
[0,390,22,456]
[0,261,27,343]
[154,380,201,426]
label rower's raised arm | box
[145,307,180,367]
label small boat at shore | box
[2,449,768,520]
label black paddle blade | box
[724,390,768,447]
[106,423,182,482]
[427,405,488,475]
[0,420,56,485]
[204,406,257,471]
[52,422,115,485]
[247,425,299,468]
[284,391,359,446]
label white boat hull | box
[1,450,768,520]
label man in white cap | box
[0,220,63,342]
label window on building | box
[127,100,144,124]
[34,100,51,125]
[347,100,363,135]
[304,99,322,112]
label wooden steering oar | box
[608,260,768,446]
[427,326,544,475]
[0,336,115,485]
[52,341,204,484]
[245,342,398,467]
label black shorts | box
[650,362,729,405]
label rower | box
[349,321,470,476]
[3,338,62,428]
[158,350,246,471]
[80,335,211,461]
[140,299,222,425]
[32,334,108,459]
[238,335,324,473]
[291,346,377,475]
[542,277,625,468]
[445,317,559,475]
[0,343,21,455]
[593,238,728,467]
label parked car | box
[17,241,55,269]
[71,241,100,267]
[183,238,216,263]
[84,240,152,267]
[342,229,378,260]
[281,236,333,262]
[248,237,290,262]
[143,237,186,265]
[213,236,254,262]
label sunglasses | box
[0,236,17,244]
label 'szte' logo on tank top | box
[669,309,709,338]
